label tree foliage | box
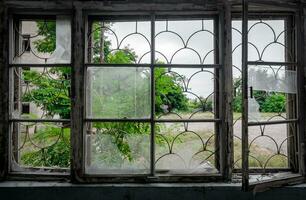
[22,125,70,167]
[21,20,189,167]
[22,67,71,119]
[35,21,56,53]
[232,78,286,113]
[155,68,188,113]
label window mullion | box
[218,2,234,181]
[71,6,85,182]
[150,13,156,177]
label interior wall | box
[0,182,306,200]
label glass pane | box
[85,122,150,174]
[233,116,242,168]
[231,19,295,169]
[88,21,151,64]
[248,20,286,62]
[232,20,243,169]
[12,16,71,64]
[249,65,296,94]
[155,20,215,64]
[248,122,294,169]
[12,67,71,120]
[155,67,215,120]
[11,122,70,170]
[86,67,151,119]
[248,65,297,122]
[155,122,217,175]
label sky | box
[105,19,287,99]
[19,18,290,100]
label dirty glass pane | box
[231,19,296,170]
[155,20,215,64]
[248,20,285,62]
[88,21,151,64]
[155,122,217,175]
[85,122,150,174]
[12,16,71,64]
[248,65,296,94]
[11,67,71,120]
[11,122,70,171]
[248,122,293,169]
[155,67,215,120]
[248,65,297,122]
[86,67,151,119]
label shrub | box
[21,126,70,168]
[261,93,286,113]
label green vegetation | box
[233,78,286,113]
[155,68,189,113]
[21,125,70,167]
[234,138,288,168]
[20,21,288,169]
[22,67,71,119]
[21,21,190,168]
[35,21,56,53]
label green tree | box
[22,67,71,119]
[21,20,188,167]
[155,68,188,113]
[232,78,286,113]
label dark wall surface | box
[0,182,306,200]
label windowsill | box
[1,181,306,200]
[1,181,306,188]
[0,181,241,188]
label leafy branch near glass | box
[21,20,287,169]
[21,21,194,168]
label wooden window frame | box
[0,0,304,188]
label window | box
[84,16,222,179]
[232,17,300,187]
[0,0,305,191]
[9,15,71,173]
[21,103,30,114]
[21,35,30,53]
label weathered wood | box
[214,12,221,172]
[251,173,305,193]
[150,14,156,177]
[241,0,249,191]
[0,1,10,181]
[302,5,306,177]
[71,3,86,183]
[12,21,22,165]
[231,0,299,10]
[296,2,306,176]
[285,15,298,172]
[4,0,218,12]
[69,173,224,183]
[218,0,233,181]
[1,0,306,185]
